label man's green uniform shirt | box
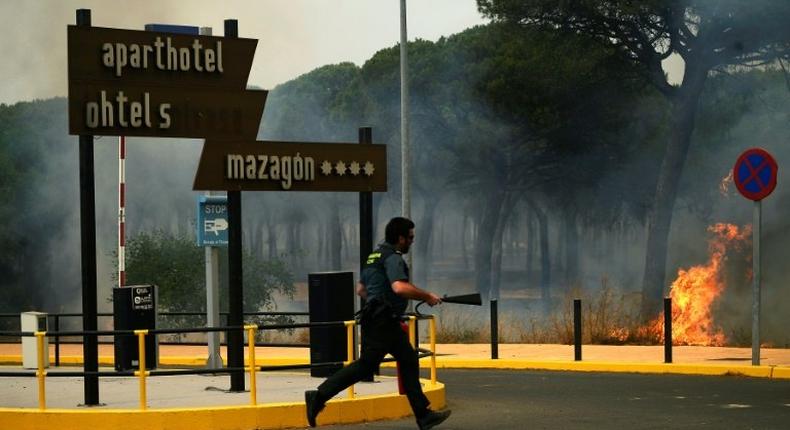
[361,242,409,315]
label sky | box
[0,0,492,105]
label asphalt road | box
[318,369,790,430]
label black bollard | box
[54,315,60,367]
[573,299,582,361]
[490,299,499,360]
[664,297,672,363]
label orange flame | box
[652,223,751,346]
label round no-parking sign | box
[733,148,778,201]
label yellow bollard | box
[344,320,355,399]
[35,331,46,410]
[408,316,416,348]
[246,325,258,405]
[134,330,148,410]
[429,317,437,385]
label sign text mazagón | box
[194,140,387,192]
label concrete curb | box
[0,378,445,430]
[429,358,790,379]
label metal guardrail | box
[0,314,438,410]
[0,311,310,366]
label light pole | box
[400,0,412,274]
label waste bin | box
[21,311,48,369]
[308,272,354,377]
[113,285,158,371]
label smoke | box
[0,0,486,105]
[2,9,789,347]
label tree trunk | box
[564,212,579,287]
[287,221,297,268]
[508,216,518,267]
[475,188,506,301]
[415,196,440,288]
[329,195,342,271]
[267,222,277,259]
[526,212,535,286]
[439,212,445,263]
[490,194,517,300]
[297,219,305,270]
[257,225,265,259]
[527,199,551,309]
[372,193,384,236]
[641,62,708,320]
[461,213,469,269]
[341,222,349,265]
[555,218,565,280]
[316,223,323,269]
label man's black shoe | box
[304,390,324,427]
[417,409,451,430]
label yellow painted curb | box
[0,355,19,365]
[772,366,790,379]
[0,379,444,430]
[429,357,782,378]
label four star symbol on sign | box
[335,160,347,176]
[319,160,375,177]
[363,161,375,176]
[349,161,361,176]
[320,160,333,176]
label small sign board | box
[197,195,228,246]
[68,82,266,139]
[733,148,778,201]
[193,140,387,192]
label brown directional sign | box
[67,25,264,139]
[67,25,257,89]
[194,140,387,192]
[68,82,267,139]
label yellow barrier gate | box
[35,331,46,409]
[20,316,440,411]
[246,324,258,405]
[135,329,149,410]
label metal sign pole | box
[206,244,222,369]
[224,18,246,393]
[752,200,761,365]
[76,8,100,406]
[197,26,222,372]
[359,127,373,368]
[196,194,226,369]
[400,0,413,283]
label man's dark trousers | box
[315,310,430,418]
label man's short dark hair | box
[385,217,415,245]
